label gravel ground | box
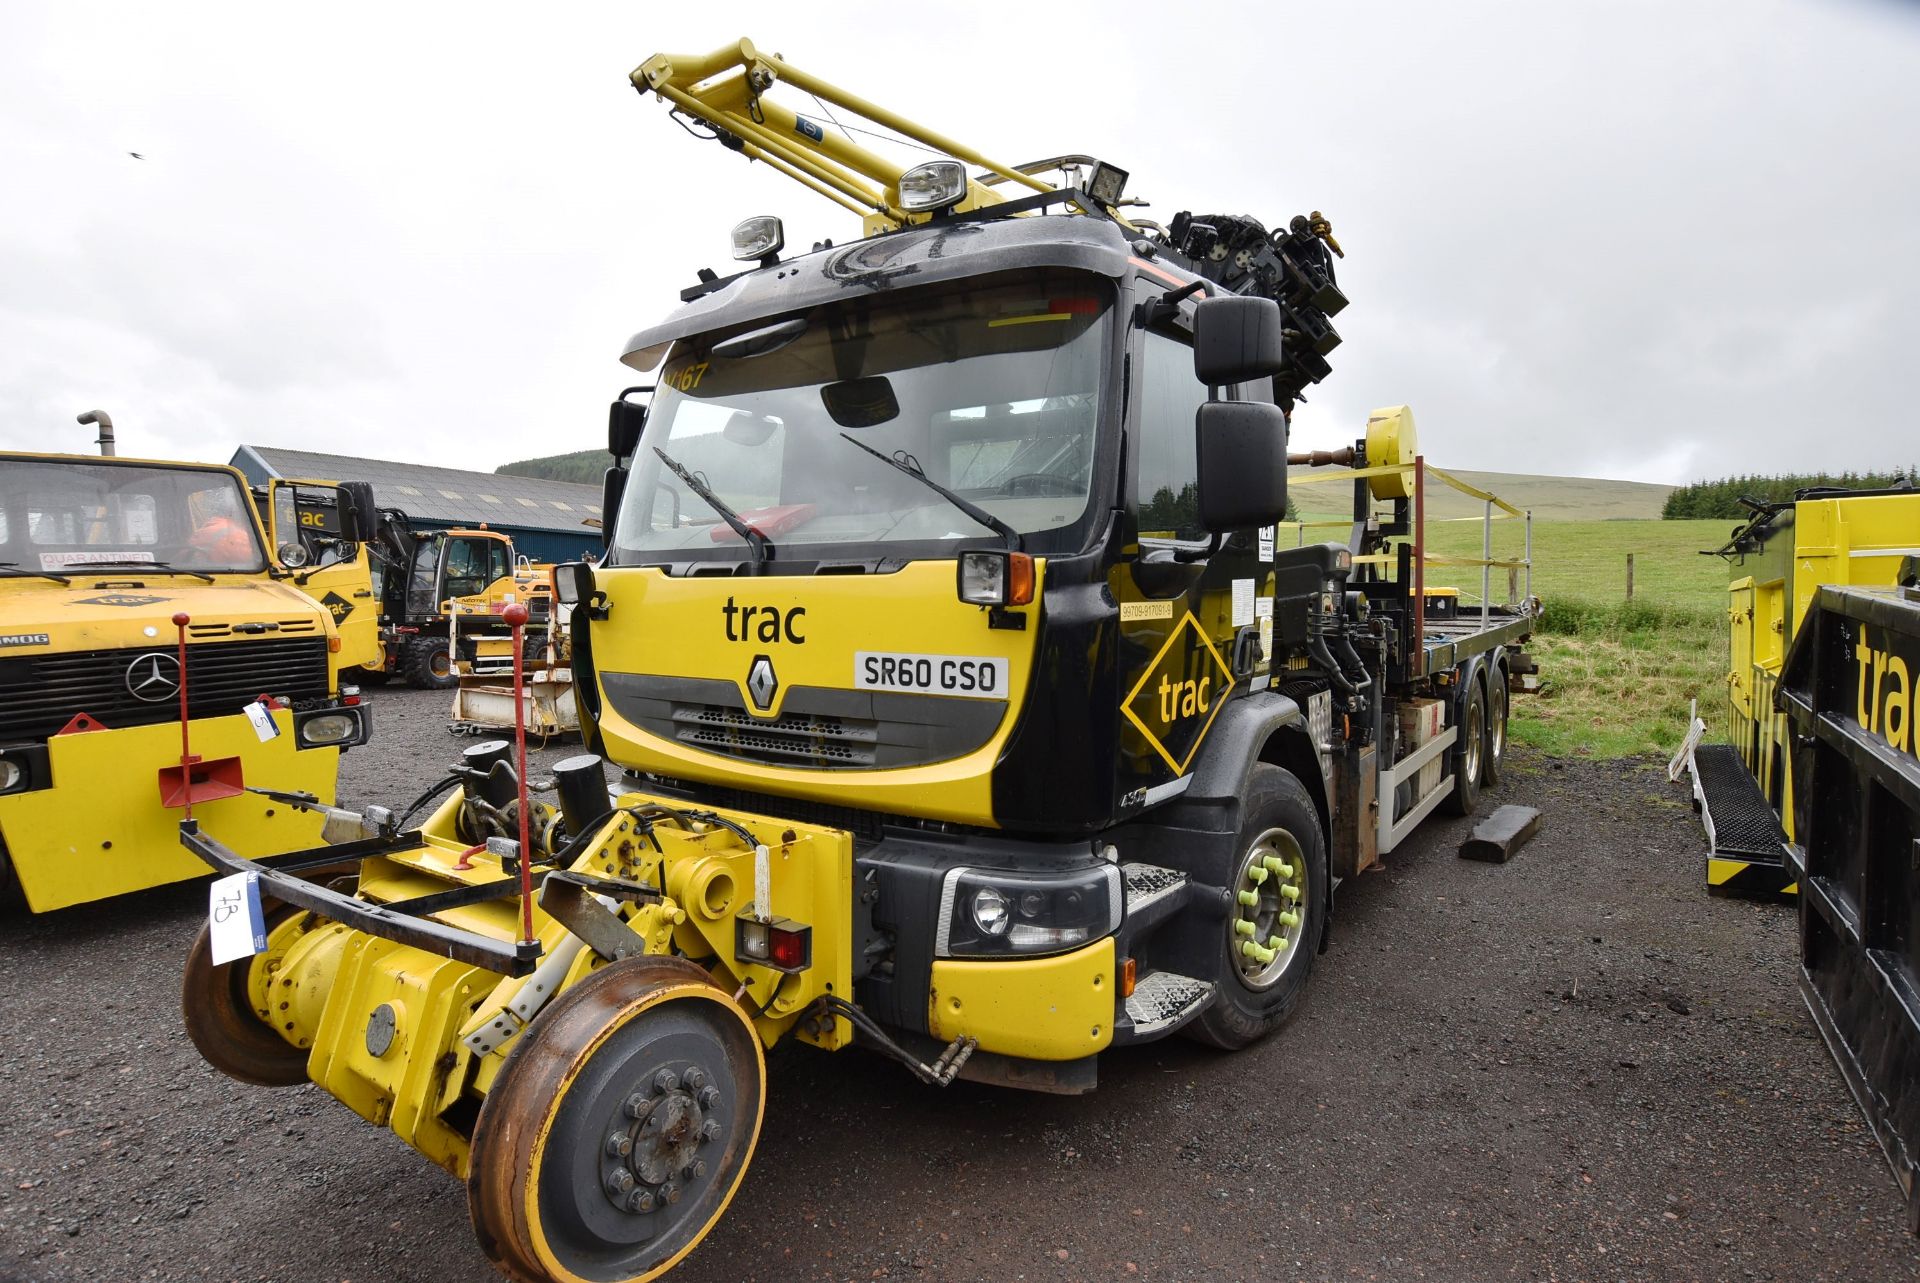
[1,685,1915,1282]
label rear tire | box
[1482,662,1509,787]
[1442,678,1486,816]
[404,635,455,689]
[1186,765,1328,1050]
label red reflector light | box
[736,915,812,974]
[1047,297,1101,315]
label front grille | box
[671,702,880,768]
[0,637,330,743]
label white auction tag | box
[243,700,280,743]
[208,872,268,965]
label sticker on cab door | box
[854,651,1009,700]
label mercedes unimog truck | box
[0,451,375,912]
[177,39,1535,1282]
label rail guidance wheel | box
[469,956,765,1283]
[181,902,313,1087]
[1187,764,1328,1050]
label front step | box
[1122,971,1215,1039]
[1121,861,1187,924]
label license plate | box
[853,651,1009,700]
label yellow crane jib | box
[632,38,1064,235]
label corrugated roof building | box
[230,446,604,565]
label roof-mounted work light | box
[731,215,785,264]
[898,160,968,214]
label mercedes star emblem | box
[125,652,182,703]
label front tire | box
[1187,765,1328,1050]
[404,635,456,690]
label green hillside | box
[1289,468,1672,521]
[504,450,1675,525]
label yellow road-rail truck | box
[0,452,376,912]
[1694,484,1920,896]
[179,41,1536,1282]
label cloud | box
[2,0,1915,483]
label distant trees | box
[1662,470,1915,519]
[499,451,603,484]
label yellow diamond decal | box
[1121,610,1234,775]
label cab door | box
[266,479,380,671]
[1109,310,1266,799]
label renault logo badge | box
[126,652,182,703]
[746,654,778,712]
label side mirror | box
[336,480,377,544]
[553,560,595,607]
[1192,295,1286,387]
[1195,400,1288,531]
[609,392,649,459]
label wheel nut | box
[660,1180,682,1205]
[624,1093,650,1119]
[699,1119,721,1144]
[684,1160,706,1181]
[626,1188,656,1213]
[683,1066,708,1092]
[653,1069,680,1094]
[606,1168,635,1197]
[696,1085,720,1111]
[605,1131,633,1158]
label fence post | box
[1626,553,1635,601]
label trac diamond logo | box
[1122,611,1234,774]
[319,591,354,623]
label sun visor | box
[621,215,1134,371]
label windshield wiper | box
[652,447,771,566]
[80,560,216,583]
[0,561,72,585]
[839,434,1021,550]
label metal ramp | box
[1687,743,1794,897]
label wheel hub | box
[600,1063,724,1215]
[1230,827,1308,989]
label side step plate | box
[1122,862,1187,920]
[1123,971,1214,1039]
[1687,744,1795,898]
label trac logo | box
[1855,624,1915,756]
[723,597,806,644]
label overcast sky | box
[3,0,1914,485]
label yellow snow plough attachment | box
[180,735,869,1282]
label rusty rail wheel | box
[469,955,765,1283]
[181,902,313,1087]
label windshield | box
[0,459,267,574]
[609,270,1111,564]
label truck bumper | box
[927,937,1116,1060]
[0,707,339,912]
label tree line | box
[1662,469,1915,519]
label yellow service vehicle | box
[180,41,1534,1282]
[0,452,375,912]
[1691,484,1920,896]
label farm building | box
[229,445,605,565]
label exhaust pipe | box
[77,409,115,457]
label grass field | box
[1290,467,1674,521]
[1289,514,1734,759]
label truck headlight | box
[936,863,1121,958]
[294,706,368,749]
[0,758,22,794]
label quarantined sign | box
[1122,611,1234,774]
